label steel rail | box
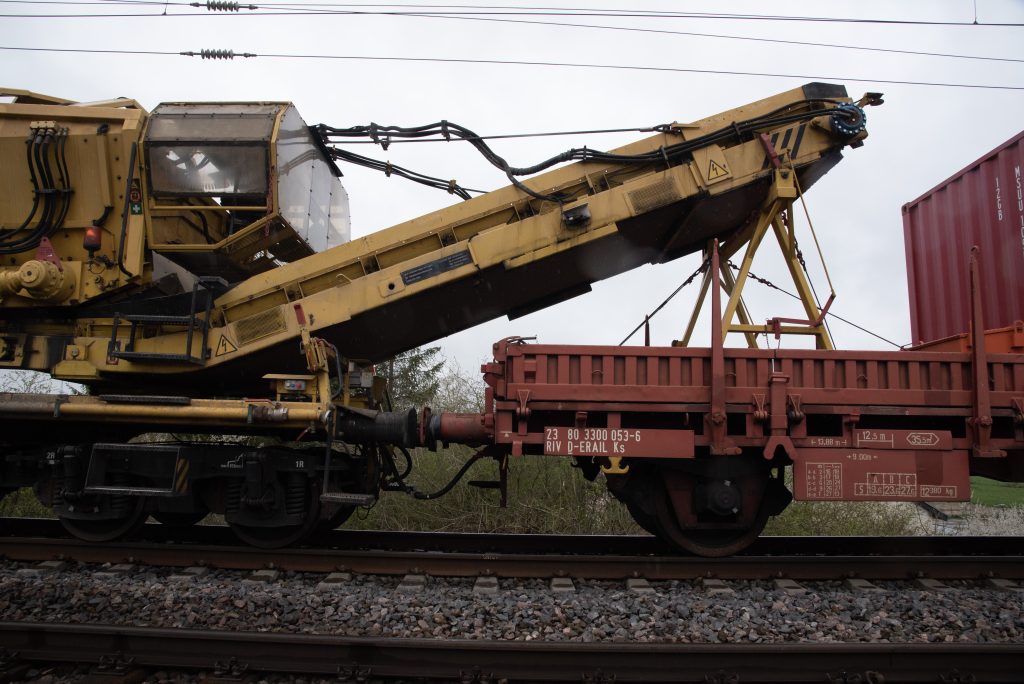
[0,622,1021,682]
[3,518,1022,555]
[1,534,1022,580]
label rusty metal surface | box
[915,321,1024,353]
[1,622,1022,682]
[792,449,969,502]
[491,340,1024,407]
[903,130,1024,346]
[478,339,1024,498]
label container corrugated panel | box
[902,130,1024,345]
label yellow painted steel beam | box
[719,265,760,349]
[677,169,835,350]
[0,392,327,428]
[0,83,867,390]
[729,324,828,335]
[771,215,834,350]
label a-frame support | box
[677,169,835,350]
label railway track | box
[1,519,1023,580]
[2,523,1022,682]
[1,622,1022,683]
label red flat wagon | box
[433,247,1024,556]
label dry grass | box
[954,504,1024,535]
[347,448,642,535]
[764,500,924,537]
[914,502,1024,536]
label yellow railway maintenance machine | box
[0,84,876,547]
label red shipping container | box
[902,130,1024,345]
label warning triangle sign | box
[215,335,238,357]
[707,159,729,180]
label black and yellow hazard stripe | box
[174,457,190,493]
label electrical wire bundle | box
[0,125,74,254]
[324,146,482,200]
[315,98,864,204]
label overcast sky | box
[2,0,1022,372]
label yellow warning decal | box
[707,159,729,180]
[215,335,238,357]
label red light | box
[83,225,102,255]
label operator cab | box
[143,102,350,281]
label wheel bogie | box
[6,440,381,547]
[607,456,792,557]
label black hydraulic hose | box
[318,100,848,204]
[0,129,56,254]
[35,129,56,231]
[116,141,137,278]
[192,210,211,243]
[52,128,74,233]
[92,205,113,228]
[0,132,42,238]
[327,147,480,200]
[28,127,74,246]
[27,129,55,244]
[323,340,345,400]
[411,451,486,500]
[394,445,413,480]
[321,413,334,500]
[380,444,487,501]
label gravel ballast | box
[0,560,1020,644]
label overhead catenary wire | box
[78,1,1024,26]
[2,46,1021,91]
[8,1,1024,66]
[340,9,1024,64]
[5,1,1023,65]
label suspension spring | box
[285,472,306,515]
[225,479,241,514]
[109,472,129,516]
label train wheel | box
[652,468,771,557]
[626,500,661,536]
[59,497,148,542]
[228,476,321,549]
[151,510,208,527]
[316,504,356,532]
[605,466,662,536]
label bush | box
[347,447,642,535]
[0,487,53,518]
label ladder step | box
[84,485,179,498]
[320,492,377,506]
